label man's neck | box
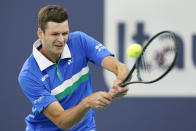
[40,48,60,63]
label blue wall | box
[1,0,196,131]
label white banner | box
[103,0,196,97]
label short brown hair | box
[38,5,69,32]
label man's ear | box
[37,28,43,40]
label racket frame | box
[119,30,178,87]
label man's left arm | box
[101,56,130,98]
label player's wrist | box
[81,97,91,109]
[116,63,130,81]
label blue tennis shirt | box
[18,31,113,131]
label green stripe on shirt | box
[51,66,90,100]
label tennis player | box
[18,5,129,131]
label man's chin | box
[55,52,63,58]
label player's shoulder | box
[18,54,40,81]
[68,31,90,42]
[68,31,86,38]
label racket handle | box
[118,82,127,87]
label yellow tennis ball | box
[126,44,143,57]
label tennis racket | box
[119,30,178,87]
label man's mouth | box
[54,44,64,48]
[55,45,63,47]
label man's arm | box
[43,91,113,130]
[101,56,130,98]
[43,56,128,129]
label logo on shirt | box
[34,96,44,104]
[68,59,72,65]
[95,43,105,52]
[41,74,49,82]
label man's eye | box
[62,33,68,36]
[52,34,58,36]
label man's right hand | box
[83,91,113,109]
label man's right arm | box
[43,91,113,130]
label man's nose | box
[57,35,64,42]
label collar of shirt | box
[32,39,71,71]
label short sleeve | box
[18,74,57,115]
[79,32,114,66]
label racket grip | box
[118,82,127,87]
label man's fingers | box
[94,95,112,109]
[102,92,113,101]
[110,85,129,98]
[98,97,111,106]
[86,91,113,109]
[113,85,129,92]
[120,86,129,93]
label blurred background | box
[1,0,196,130]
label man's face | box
[38,20,69,62]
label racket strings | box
[137,32,176,82]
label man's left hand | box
[109,79,129,99]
